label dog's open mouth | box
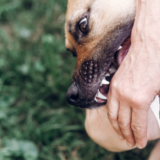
[94,37,131,104]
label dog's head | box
[65,0,135,109]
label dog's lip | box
[93,36,131,107]
[73,100,105,109]
[117,37,131,66]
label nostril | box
[66,82,79,104]
[70,83,78,101]
[70,94,78,101]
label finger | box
[107,92,124,139]
[131,108,148,149]
[118,102,135,147]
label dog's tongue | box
[117,37,131,66]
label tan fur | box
[65,0,136,71]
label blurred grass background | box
[0,0,156,160]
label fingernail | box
[127,141,133,147]
[119,135,124,140]
[136,143,142,149]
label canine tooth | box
[109,66,117,74]
[94,97,98,102]
[97,90,107,100]
[105,73,110,77]
[118,46,122,50]
[101,79,110,85]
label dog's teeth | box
[118,46,122,50]
[101,79,110,85]
[94,97,98,102]
[105,73,110,77]
[109,66,117,74]
[97,90,107,100]
[100,78,110,86]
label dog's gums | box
[95,37,131,104]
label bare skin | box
[85,105,160,152]
[106,0,160,149]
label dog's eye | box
[79,17,88,33]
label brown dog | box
[65,0,160,156]
[65,0,136,109]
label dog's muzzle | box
[66,36,131,109]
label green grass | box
[0,0,156,160]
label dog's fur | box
[65,0,136,108]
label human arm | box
[107,0,160,149]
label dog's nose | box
[66,82,79,105]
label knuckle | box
[110,77,122,93]
[131,123,144,133]
[119,90,129,101]
[110,79,118,91]
[113,85,130,101]
[130,94,147,109]
[110,78,128,98]
[119,121,130,130]
[108,112,118,126]
[108,112,118,122]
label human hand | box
[107,0,160,149]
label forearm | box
[126,0,160,94]
[133,0,160,46]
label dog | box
[65,0,160,155]
[65,0,136,109]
